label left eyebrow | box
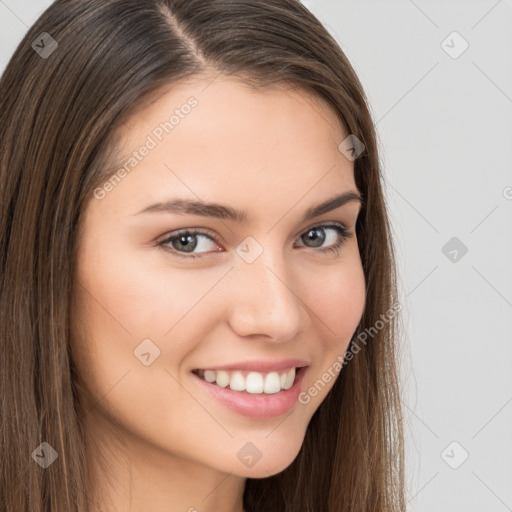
[135,190,363,224]
[301,191,363,222]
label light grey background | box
[1,1,511,510]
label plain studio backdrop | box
[1,1,511,511]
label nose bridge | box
[228,240,310,339]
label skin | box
[71,73,366,512]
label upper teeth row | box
[199,368,296,394]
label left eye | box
[296,225,348,250]
[158,224,351,260]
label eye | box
[158,229,222,259]
[295,224,352,256]
[157,223,352,260]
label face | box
[71,75,366,481]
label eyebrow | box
[136,190,363,224]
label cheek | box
[75,228,218,340]
[71,235,229,414]
[304,254,366,346]
[294,254,365,409]
[70,244,205,443]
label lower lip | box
[191,367,308,419]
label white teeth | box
[215,370,230,388]
[196,367,299,394]
[283,367,295,390]
[245,372,264,394]
[229,371,245,391]
[263,372,281,394]
[204,370,216,383]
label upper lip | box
[194,358,309,373]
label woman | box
[0,0,405,510]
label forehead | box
[102,76,357,218]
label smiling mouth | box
[192,366,305,394]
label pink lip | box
[195,358,309,373]
[191,366,309,419]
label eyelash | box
[157,223,353,260]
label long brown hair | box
[0,0,405,510]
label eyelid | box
[159,226,221,244]
[298,219,349,236]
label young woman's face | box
[72,76,366,480]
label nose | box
[226,247,311,342]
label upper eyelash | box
[157,223,352,260]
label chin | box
[230,438,304,479]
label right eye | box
[158,229,223,259]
